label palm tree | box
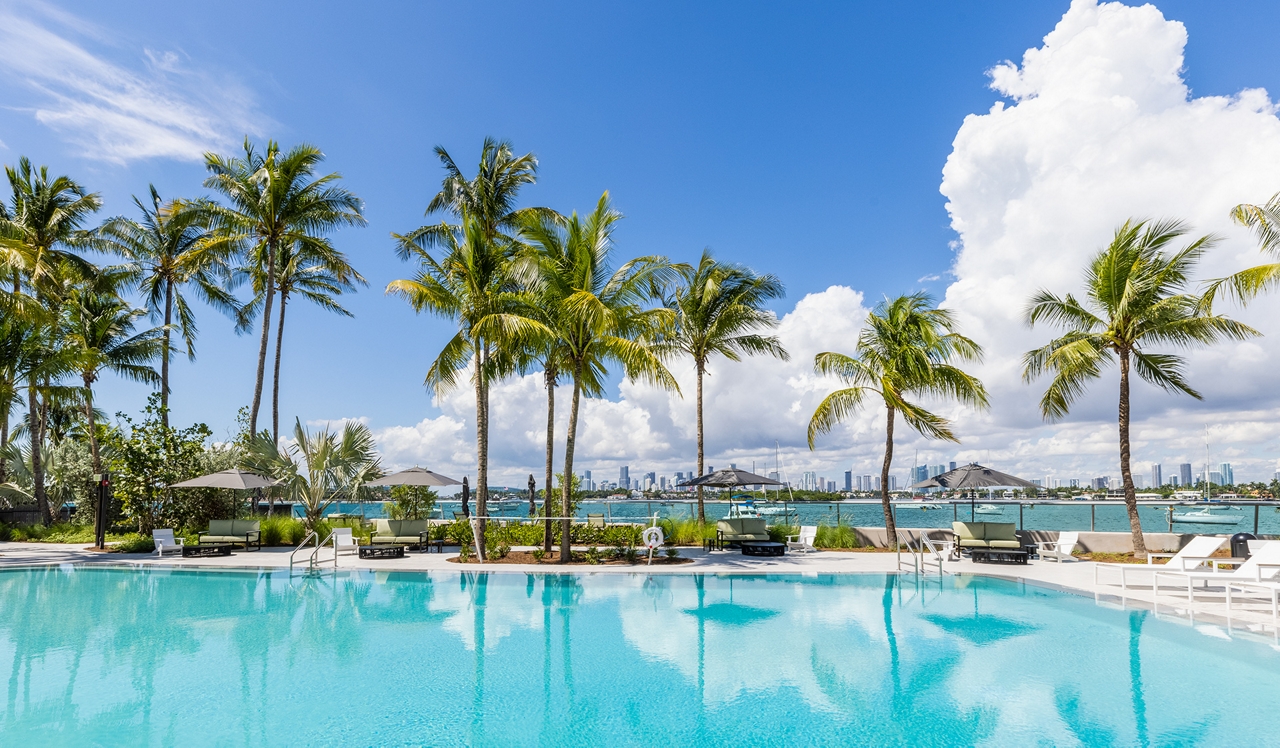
[1023,220,1257,558]
[62,279,164,475]
[522,193,678,562]
[0,158,100,523]
[388,217,543,557]
[390,138,550,553]
[808,293,988,544]
[199,139,366,441]
[236,238,365,442]
[242,418,381,531]
[659,250,788,522]
[95,186,239,427]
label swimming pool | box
[1,567,1276,745]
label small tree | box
[385,485,437,520]
[106,394,229,534]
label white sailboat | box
[1170,506,1241,526]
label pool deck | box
[2,542,1276,639]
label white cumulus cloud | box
[940,0,1280,482]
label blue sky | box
[7,1,1280,482]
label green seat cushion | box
[207,520,236,536]
[958,538,990,548]
[987,540,1022,549]
[199,535,243,544]
[985,523,1018,542]
[952,522,984,541]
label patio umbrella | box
[677,468,783,488]
[910,462,1038,515]
[527,474,536,517]
[171,469,276,489]
[364,466,461,487]
[460,477,470,518]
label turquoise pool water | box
[2,568,1277,746]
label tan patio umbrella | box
[364,467,461,487]
[171,469,277,489]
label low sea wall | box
[853,527,1275,553]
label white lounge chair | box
[1153,542,1280,602]
[333,527,359,556]
[1093,535,1226,590]
[1037,531,1079,563]
[153,529,184,556]
[787,526,818,553]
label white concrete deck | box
[2,542,1277,641]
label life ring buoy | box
[642,527,664,550]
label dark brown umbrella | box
[460,476,470,518]
[678,468,783,488]
[909,463,1037,490]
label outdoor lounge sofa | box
[951,522,1022,553]
[716,518,770,548]
[371,519,433,549]
[199,519,261,550]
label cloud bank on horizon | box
[363,0,1280,488]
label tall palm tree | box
[1023,220,1257,558]
[659,250,788,522]
[808,293,988,543]
[61,280,164,474]
[522,193,678,562]
[236,238,365,442]
[95,186,239,427]
[199,139,366,441]
[390,138,550,553]
[242,418,381,531]
[0,158,100,524]
[389,216,543,556]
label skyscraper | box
[1179,463,1193,486]
[844,470,852,492]
[949,461,957,472]
[863,475,872,492]
[619,466,629,489]
[1218,463,1234,486]
[584,470,593,491]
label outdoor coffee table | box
[740,540,786,557]
[359,545,406,559]
[970,548,1028,564]
[182,543,232,558]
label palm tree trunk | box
[28,382,48,526]
[543,367,555,554]
[272,291,288,445]
[160,278,173,428]
[82,374,101,475]
[248,240,277,438]
[881,405,896,548]
[475,344,488,560]
[696,360,705,523]
[1118,349,1147,559]
[560,366,582,563]
[0,384,10,487]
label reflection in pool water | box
[0,568,1276,745]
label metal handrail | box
[313,530,340,570]
[895,528,947,577]
[289,531,318,574]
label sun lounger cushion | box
[371,519,432,544]
[984,523,1022,549]
[952,521,987,548]
[716,518,769,542]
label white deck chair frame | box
[787,525,818,553]
[1037,531,1079,563]
[153,529,185,556]
[1092,535,1226,590]
[1153,543,1280,602]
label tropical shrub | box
[106,395,237,534]
[815,524,860,549]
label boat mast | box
[1204,424,1210,501]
